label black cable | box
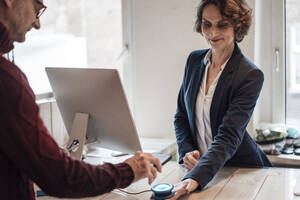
[117,188,152,195]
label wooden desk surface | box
[268,154,300,167]
[38,162,300,200]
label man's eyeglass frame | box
[36,0,47,19]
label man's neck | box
[0,20,14,55]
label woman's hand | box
[183,178,199,193]
[155,179,198,200]
[183,150,200,170]
[162,183,188,200]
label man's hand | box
[124,151,162,184]
[183,150,200,170]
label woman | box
[174,0,272,194]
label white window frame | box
[121,0,136,115]
[271,0,286,124]
[26,1,134,105]
[289,25,300,94]
[254,0,286,125]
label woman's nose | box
[209,25,219,38]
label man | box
[0,0,161,199]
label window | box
[286,0,300,128]
[13,0,123,95]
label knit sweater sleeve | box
[0,62,134,198]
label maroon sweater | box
[0,22,134,199]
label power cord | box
[117,188,152,195]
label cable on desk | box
[117,188,152,195]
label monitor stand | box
[66,113,89,160]
[65,112,127,165]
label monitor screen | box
[46,67,142,155]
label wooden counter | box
[37,161,300,200]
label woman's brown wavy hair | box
[195,0,252,43]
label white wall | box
[129,0,256,139]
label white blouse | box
[195,49,230,156]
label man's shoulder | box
[0,57,34,103]
[0,57,23,83]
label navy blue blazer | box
[174,44,272,190]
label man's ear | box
[2,0,14,8]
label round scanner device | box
[151,183,175,200]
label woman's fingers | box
[187,153,198,165]
[183,156,193,170]
[169,185,188,200]
[184,179,199,194]
[183,161,193,170]
[192,150,200,160]
[183,151,199,170]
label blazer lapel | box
[189,59,206,140]
[210,44,243,137]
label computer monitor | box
[45,67,142,159]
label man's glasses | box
[35,0,47,19]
